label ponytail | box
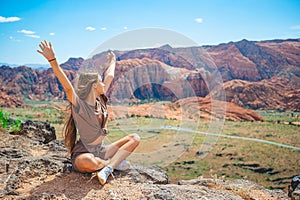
[63,103,76,153]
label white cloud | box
[290,25,300,30]
[124,26,128,30]
[18,29,35,35]
[101,27,107,31]
[49,32,55,36]
[26,34,40,38]
[0,16,21,23]
[195,18,203,23]
[86,26,96,31]
[18,29,40,39]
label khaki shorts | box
[71,140,107,171]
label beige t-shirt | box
[72,94,108,146]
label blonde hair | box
[64,72,100,153]
[76,72,100,100]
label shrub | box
[0,109,21,131]
[0,109,9,128]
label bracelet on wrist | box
[48,58,56,62]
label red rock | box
[0,38,299,112]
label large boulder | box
[10,120,56,144]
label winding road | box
[160,126,300,151]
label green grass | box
[166,134,299,190]
[1,102,66,137]
[257,110,300,123]
[219,121,300,147]
[0,109,22,131]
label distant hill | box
[0,62,50,70]
[0,38,299,112]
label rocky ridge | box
[0,65,77,103]
[210,74,300,111]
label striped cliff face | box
[1,38,300,111]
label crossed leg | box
[74,133,140,173]
[104,133,140,168]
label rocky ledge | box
[0,120,298,200]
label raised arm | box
[103,51,116,94]
[37,40,76,105]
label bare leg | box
[74,153,109,173]
[104,133,140,169]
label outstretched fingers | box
[38,43,44,50]
[43,40,50,48]
[38,40,50,50]
[36,49,43,54]
[37,42,45,55]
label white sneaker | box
[97,166,113,185]
[115,160,131,171]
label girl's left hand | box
[37,40,55,61]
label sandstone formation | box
[107,97,263,122]
[60,57,84,71]
[0,91,22,108]
[205,39,300,82]
[170,97,263,121]
[108,58,202,102]
[1,38,300,112]
[0,65,77,102]
[210,75,300,111]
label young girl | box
[37,40,140,185]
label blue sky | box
[1,0,300,65]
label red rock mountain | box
[0,65,77,103]
[205,39,300,81]
[0,38,299,112]
[213,75,300,111]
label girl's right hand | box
[37,40,56,61]
[107,51,116,63]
